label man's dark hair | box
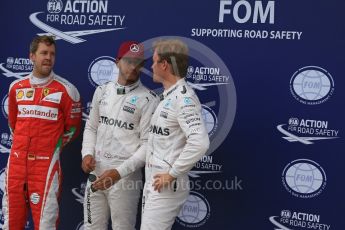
[30,35,56,54]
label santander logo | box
[18,105,58,120]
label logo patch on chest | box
[43,88,50,97]
[42,92,62,104]
[160,111,168,119]
[16,88,35,102]
[123,105,135,114]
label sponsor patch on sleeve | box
[71,102,82,114]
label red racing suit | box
[2,72,82,230]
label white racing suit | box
[119,78,210,230]
[81,80,158,230]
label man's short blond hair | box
[153,39,189,78]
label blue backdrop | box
[1,1,344,229]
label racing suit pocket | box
[34,137,56,153]
[11,135,30,151]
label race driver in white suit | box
[81,41,159,229]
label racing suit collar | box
[29,71,54,88]
[161,78,185,100]
[115,80,140,95]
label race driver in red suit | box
[2,35,82,230]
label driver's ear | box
[162,59,169,70]
[29,52,35,63]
